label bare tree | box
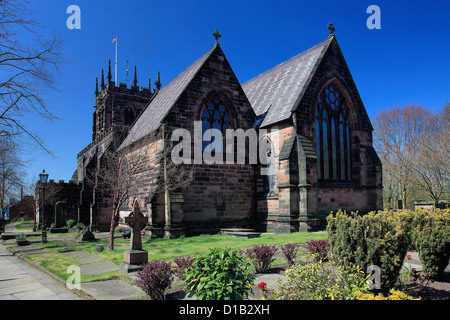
[411,103,450,205]
[0,138,25,215]
[86,126,194,251]
[373,104,449,209]
[0,0,64,153]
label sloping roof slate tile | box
[242,38,330,127]
[119,47,214,150]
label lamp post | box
[39,169,49,243]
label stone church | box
[45,30,382,237]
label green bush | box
[16,233,28,241]
[326,210,411,292]
[411,209,450,280]
[273,255,369,300]
[184,247,254,300]
[66,219,76,229]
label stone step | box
[225,231,262,239]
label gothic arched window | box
[201,97,232,151]
[315,83,352,181]
[124,106,135,126]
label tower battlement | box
[91,60,159,141]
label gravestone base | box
[124,249,148,264]
[119,262,145,273]
[49,227,69,233]
[120,249,148,273]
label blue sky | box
[19,0,450,187]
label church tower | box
[91,60,155,141]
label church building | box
[70,29,382,237]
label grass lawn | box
[79,231,327,263]
[21,231,327,283]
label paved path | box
[0,221,144,300]
[0,243,82,300]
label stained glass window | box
[315,84,352,181]
[201,97,232,151]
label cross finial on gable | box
[327,23,335,36]
[212,29,221,45]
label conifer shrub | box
[245,244,278,273]
[184,247,254,300]
[136,261,174,300]
[326,210,411,292]
[411,208,450,280]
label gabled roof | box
[242,37,332,128]
[118,46,216,150]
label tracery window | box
[124,106,135,126]
[315,83,352,181]
[98,108,105,131]
[201,97,232,151]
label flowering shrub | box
[257,281,274,300]
[245,244,278,273]
[258,282,267,290]
[354,288,420,300]
[184,248,254,300]
[280,243,301,266]
[303,240,330,262]
[135,261,174,300]
[173,256,195,281]
[273,255,369,300]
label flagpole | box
[115,37,118,84]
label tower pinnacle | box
[133,66,138,87]
[107,59,112,83]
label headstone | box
[74,224,96,242]
[119,205,148,273]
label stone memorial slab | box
[80,280,142,300]
[79,261,118,275]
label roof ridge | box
[242,37,331,87]
[160,46,215,91]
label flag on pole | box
[113,37,117,43]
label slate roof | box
[118,46,215,150]
[242,37,331,128]
[119,37,333,151]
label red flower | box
[258,282,267,290]
[406,254,412,259]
